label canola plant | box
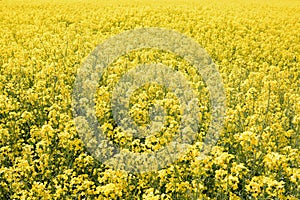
[0,0,299,199]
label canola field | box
[0,0,299,199]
